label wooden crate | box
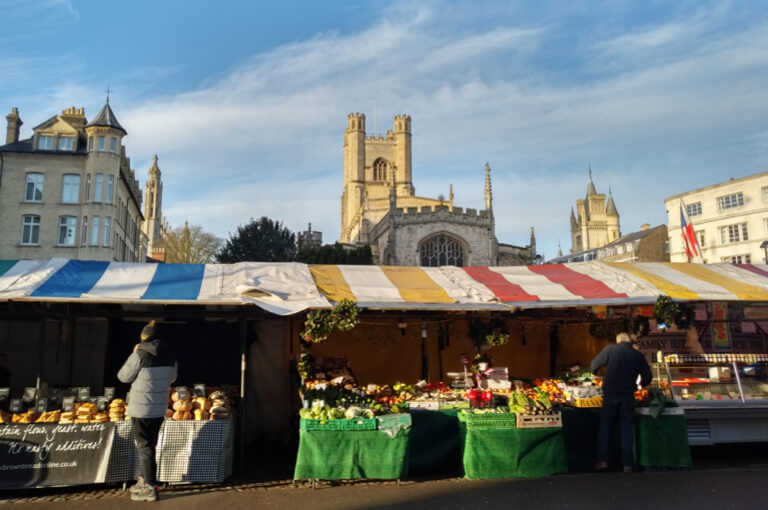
[516,411,562,429]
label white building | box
[665,172,768,263]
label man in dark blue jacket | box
[118,321,177,501]
[590,332,652,473]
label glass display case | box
[659,353,768,405]
[653,353,768,444]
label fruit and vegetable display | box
[462,388,557,415]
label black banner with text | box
[0,422,115,488]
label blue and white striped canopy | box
[0,258,330,315]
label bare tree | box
[160,222,222,263]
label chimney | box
[640,223,651,231]
[6,107,22,145]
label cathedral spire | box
[606,186,619,216]
[484,162,493,211]
[586,166,597,196]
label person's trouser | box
[132,417,165,486]
[597,392,635,467]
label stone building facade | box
[665,172,768,263]
[0,103,148,262]
[340,113,535,266]
[570,170,620,253]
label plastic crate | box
[516,411,562,429]
[299,417,377,431]
[377,413,412,430]
[460,412,518,430]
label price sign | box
[22,387,37,405]
[97,397,110,412]
[193,384,206,397]
[77,387,90,402]
[0,388,9,409]
[49,388,62,407]
[62,396,76,412]
[9,398,22,413]
[175,387,190,401]
[35,398,48,413]
[103,387,115,400]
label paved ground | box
[2,444,768,509]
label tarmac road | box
[3,444,768,509]
[4,468,768,510]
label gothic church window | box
[372,158,388,181]
[420,235,465,267]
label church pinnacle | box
[484,162,493,211]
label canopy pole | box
[239,314,247,475]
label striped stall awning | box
[1,259,768,315]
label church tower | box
[142,155,164,260]
[341,113,416,244]
[570,169,620,253]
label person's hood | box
[137,339,160,356]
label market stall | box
[3,258,768,485]
[0,386,237,488]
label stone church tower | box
[341,113,427,244]
[338,113,534,267]
[142,155,165,261]
[570,169,620,253]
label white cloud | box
[8,2,768,261]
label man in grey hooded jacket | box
[118,321,177,501]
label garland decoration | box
[297,352,315,381]
[468,317,510,350]
[653,295,695,330]
[300,299,361,344]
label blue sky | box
[2,0,768,260]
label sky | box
[2,0,768,261]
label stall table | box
[0,418,234,489]
[560,406,691,472]
[107,418,234,484]
[407,408,462,476]
[293,415,411,482]
[458,413,567,479]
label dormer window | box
[58,136,73,151]
[38,135,53,150]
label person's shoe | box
[129,476,146,494]
[595,461,609,472]
[622,465,636,473]
[130,484,158,502]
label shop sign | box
[635,336,688,359]
[634,306,655,318]
[711,302,731,350]
[0,422,115,488]
[744,306,768,320]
